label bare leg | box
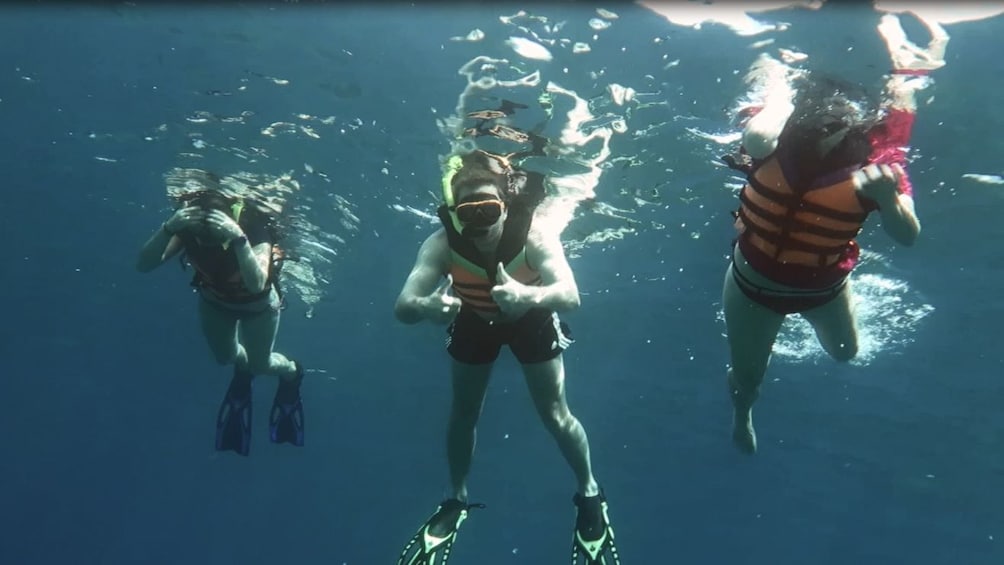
[198,298,246,369]
[448,361,492,502]
[878,14,949,113]
[722,263,785,454]
[800,282,858,362]
[523,355,599,496]
[239,295,297,380]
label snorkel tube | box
[230,198,244,225]
[442,154,465,234]
[221,197,245,251]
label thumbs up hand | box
[491,262,532,318]
[424,274,462,324]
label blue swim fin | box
[215,367,254,456]
[269,362,304,446]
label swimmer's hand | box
[853,163,902,205]
[491,263,532,318]
[203,209,245,244]
[163,206,208,235]
[422,274,461,324]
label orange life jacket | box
[437,204,542,314]
[735,155,869,268]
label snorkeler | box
[136,183,305,456]
[394,149,619,564]
[720,13,948,454]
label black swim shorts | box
[446,307,574,365]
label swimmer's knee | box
[539,402,574,434]
[449,411,481,431]
[449,402,483,428]
[827,341,858,362]
[728,367,765,393]
[207,338,242,366]
[831,350,857,363]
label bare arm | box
[740,54,798,159]
[742,97,794,160]
[137,206,208,273]
[236,240,271,294]
[137,207,269,295]
[854,163,920,246]
[518,226,581,312]
[394,230,457,324]
[136,222,182,273]
[878,193,920,246]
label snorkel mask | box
[441,152,511,239]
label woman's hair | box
[450,151,513,200]
[780,72,881,172]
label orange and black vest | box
[180,219,281,304]
[734,152,870,269]
[437,203,542,314]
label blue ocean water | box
[1,2,1002,564]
